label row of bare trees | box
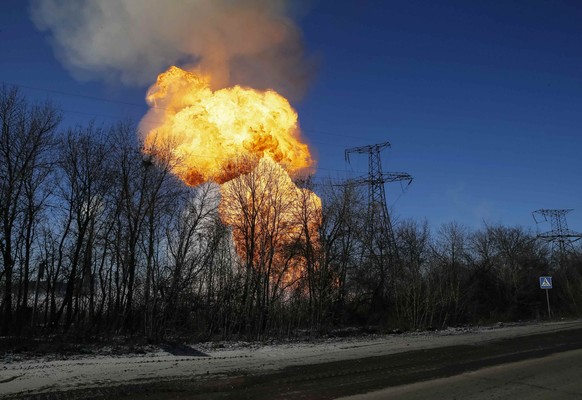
[1,86,581,341]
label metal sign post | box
[539,276,553,318]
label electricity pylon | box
[532,209,582,262]
[345,141,412,259]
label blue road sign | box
[539,276,553,289]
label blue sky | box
[1,0,581,232]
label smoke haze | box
[30,0,310,98]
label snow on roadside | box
[1,319,580,398]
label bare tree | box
[50,124,112,330]
[316,180,364,327]
[107,124,181,332]
[219,157,314,337]
[395,219,431,329]
[430,222,469,327]
[159,183,219,336]
[0,86,61,333]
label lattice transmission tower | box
[345,141,412,258]
[532,209,582,261]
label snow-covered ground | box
[1,319,581,398]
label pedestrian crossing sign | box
[539,276,552,289]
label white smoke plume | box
[30,0,310,98]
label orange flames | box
[140,66,321,286]
[219,157,321,284]
[140,66,314,186]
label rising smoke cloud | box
[29,0,310,99]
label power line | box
[0,80,147,109]
[2,80,387,144]
[344,141,413,260]
[532,209,582,262]
[2,80,393,177]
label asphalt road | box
[117,326,582,400]
[6,324,582,399]
[340,348,582,400]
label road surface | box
[123,325,582,399]
[340,348,582,400]
[2,320,582,399]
